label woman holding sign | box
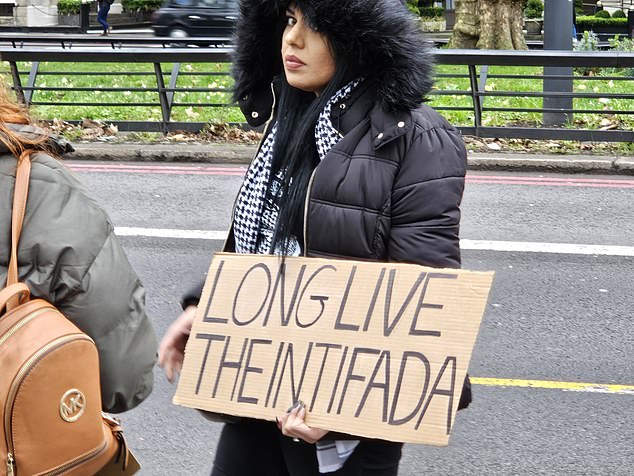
[159,0,470,473]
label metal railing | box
[583,0,633,10]
[0,47,632,141]
[0,34,232,49]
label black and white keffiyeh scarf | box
[233,79,361,257]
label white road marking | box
[114,227,634,257]
[115,227,227,240]
[460,240,634,257]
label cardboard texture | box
[174,253,494,446]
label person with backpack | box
[0,84,157,414]
[159,0,471,474]
[97,0,114,35]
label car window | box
[198,0,227,7]
[171,0,193,6]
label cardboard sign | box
[174,253,494,445]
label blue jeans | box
[97,3,110,32]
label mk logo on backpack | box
[60,389,87,422]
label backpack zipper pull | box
[7,453,15,476]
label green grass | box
[2,61,632,130]
[427,65,634,130]
[2,61,242,123]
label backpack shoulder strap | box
[0,283,30,311]
[6,150,33,310]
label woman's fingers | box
[157,328,178,367]
[278,403,328,444]
[160,348,184,383]
[158,306,197,383]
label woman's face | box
[281,5,336,95]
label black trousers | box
[211,419,402,476]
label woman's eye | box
[286,16,296,27]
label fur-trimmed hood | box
[231,0,434,113]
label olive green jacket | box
[0,125,157,413]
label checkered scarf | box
[233,79,361,256]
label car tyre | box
[169,27,189,38]
[168,27,189,47]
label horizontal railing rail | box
[0,34,233,49]
[0,47,632,141]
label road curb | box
[613,157,634,174]
[67,143,256,164]
[466,155,618,174]
[66,143,634,175]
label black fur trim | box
[231,0,434,112]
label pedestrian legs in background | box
[97,1,111,35]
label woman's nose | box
[284,25,303,48]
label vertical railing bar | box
[477,64,489,112]
[167,62,181,114]
[154,62,170,133]
[24,61,39,105]
[467,64,482,130]
[9,61,26,105]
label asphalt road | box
[71,162,634,475]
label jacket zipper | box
[4,333,99,476]
[223,82,278,252]
[302,169,317,256]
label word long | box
[203,260,457,337]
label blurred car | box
[151,0,238,42]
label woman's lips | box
[285,55,305,70]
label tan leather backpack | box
[1,151,138,475]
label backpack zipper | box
[4,333,101,476]
[0,307,50,347]
[41,438,108,476]
[2,306,51,476]
[6,453,14,476]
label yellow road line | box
[471,377,634,395]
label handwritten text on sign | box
[174,253,493,445]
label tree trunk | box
[448,0,479,48]
[449,0,528,50]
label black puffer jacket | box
[229,0,466,266]
[225,82,467,269]
[316,89,465,267]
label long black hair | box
[264,10,360,254]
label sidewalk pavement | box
[66,142,634,175]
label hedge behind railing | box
[57,0,81,16]
[121,0,163,13]
[576,16,628,29]
[419,7,444,19]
